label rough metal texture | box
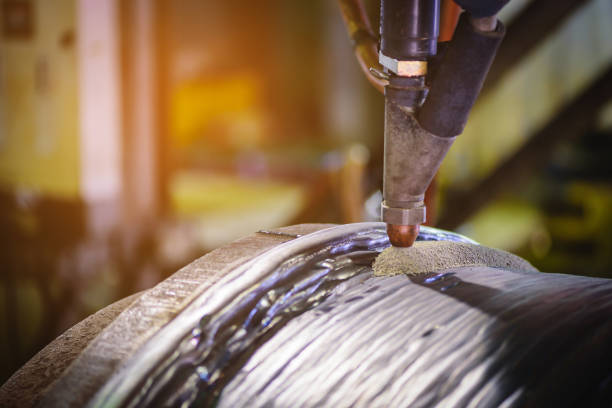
[88,223,399,408]
[0,293,140,408]
[86,223,612,408]
[7,223,611,408]
[220,265,612,407]
[2,224,332,408]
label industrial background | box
[1,0,611,384]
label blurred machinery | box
[3,223,612,407]
[0,0,376,382]
[1,0,611,387]
[0,0,147,381]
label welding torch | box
[380,0,512,247]
[341,0,510,247]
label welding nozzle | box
[379,12,505,248]
[381,100,456,247]
[387,224,420,247]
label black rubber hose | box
[417,13,505,138]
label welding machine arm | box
[379,0,509,247]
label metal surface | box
[382,100,456,241]
[378,54,428,77]
[84,222,612,408]
[39,224,335,408]
[88,223,474,407]
[384,75,428,108]
[377,0,442,246]
[379,0,440,60]
[381,201,426,225]
[220,263,612,407]
[386,223,420,247]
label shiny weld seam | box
[87,223,476,408]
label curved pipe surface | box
[13,224,611,407]
[87,224,472,407]
[83,223,612,408]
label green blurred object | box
[457,199,544,252]
[170,172,307,249]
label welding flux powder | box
[372,241,538,277]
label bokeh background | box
[1,0,611,383]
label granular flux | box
[373,241,537,277]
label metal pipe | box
[382,100,456,245]
[380,0,440,61]
[86,223,476,408]
[378,0,441,247]
[62,223,612,408]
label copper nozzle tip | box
[387,224,420,247]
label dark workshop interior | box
[1,0,612,403]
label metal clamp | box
[379,52,427,77]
